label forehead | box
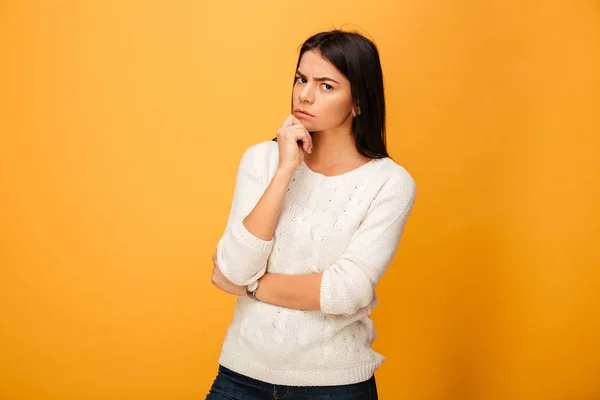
[297,50,345,81]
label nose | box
[298,83,315,104]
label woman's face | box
[292,50,354,132]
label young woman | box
[207,30,416,400]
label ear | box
[352,105,361,117]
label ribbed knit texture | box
[216,140,416,386]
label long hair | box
[276,30,389,159]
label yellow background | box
[1,1,599,399]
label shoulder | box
[375,157,416,194]
[242,140,278,160]
[238,140,279,180]
[238,140,279,165]
[364,157,417,215]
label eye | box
[295,76,307,84]
[321,83,333,91]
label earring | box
[352,109,356,117]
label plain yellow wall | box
[1,1,599,399]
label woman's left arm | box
[212,172,417,315]
[211,253,323,309]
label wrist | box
[275,166,297,180]
[245,277,263,300]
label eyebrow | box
[295,70,340,84]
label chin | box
[299,119,315,128]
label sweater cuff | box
[319,270,337,314]
[216,219,274,286]
[230,219,273,254]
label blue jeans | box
[206,365,378,400]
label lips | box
[294,109,315,117]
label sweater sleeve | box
[216,143,275,286]
[319,172,417,315]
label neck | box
[306,118,362,166]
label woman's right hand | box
[276,114,312,173]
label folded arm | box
[254,173,417,315]
[216,143,295,286]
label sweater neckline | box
[298,158,379,180]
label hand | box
[211,253,246,296]
[276,114,312,173]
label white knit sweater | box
[215,140,416,386]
